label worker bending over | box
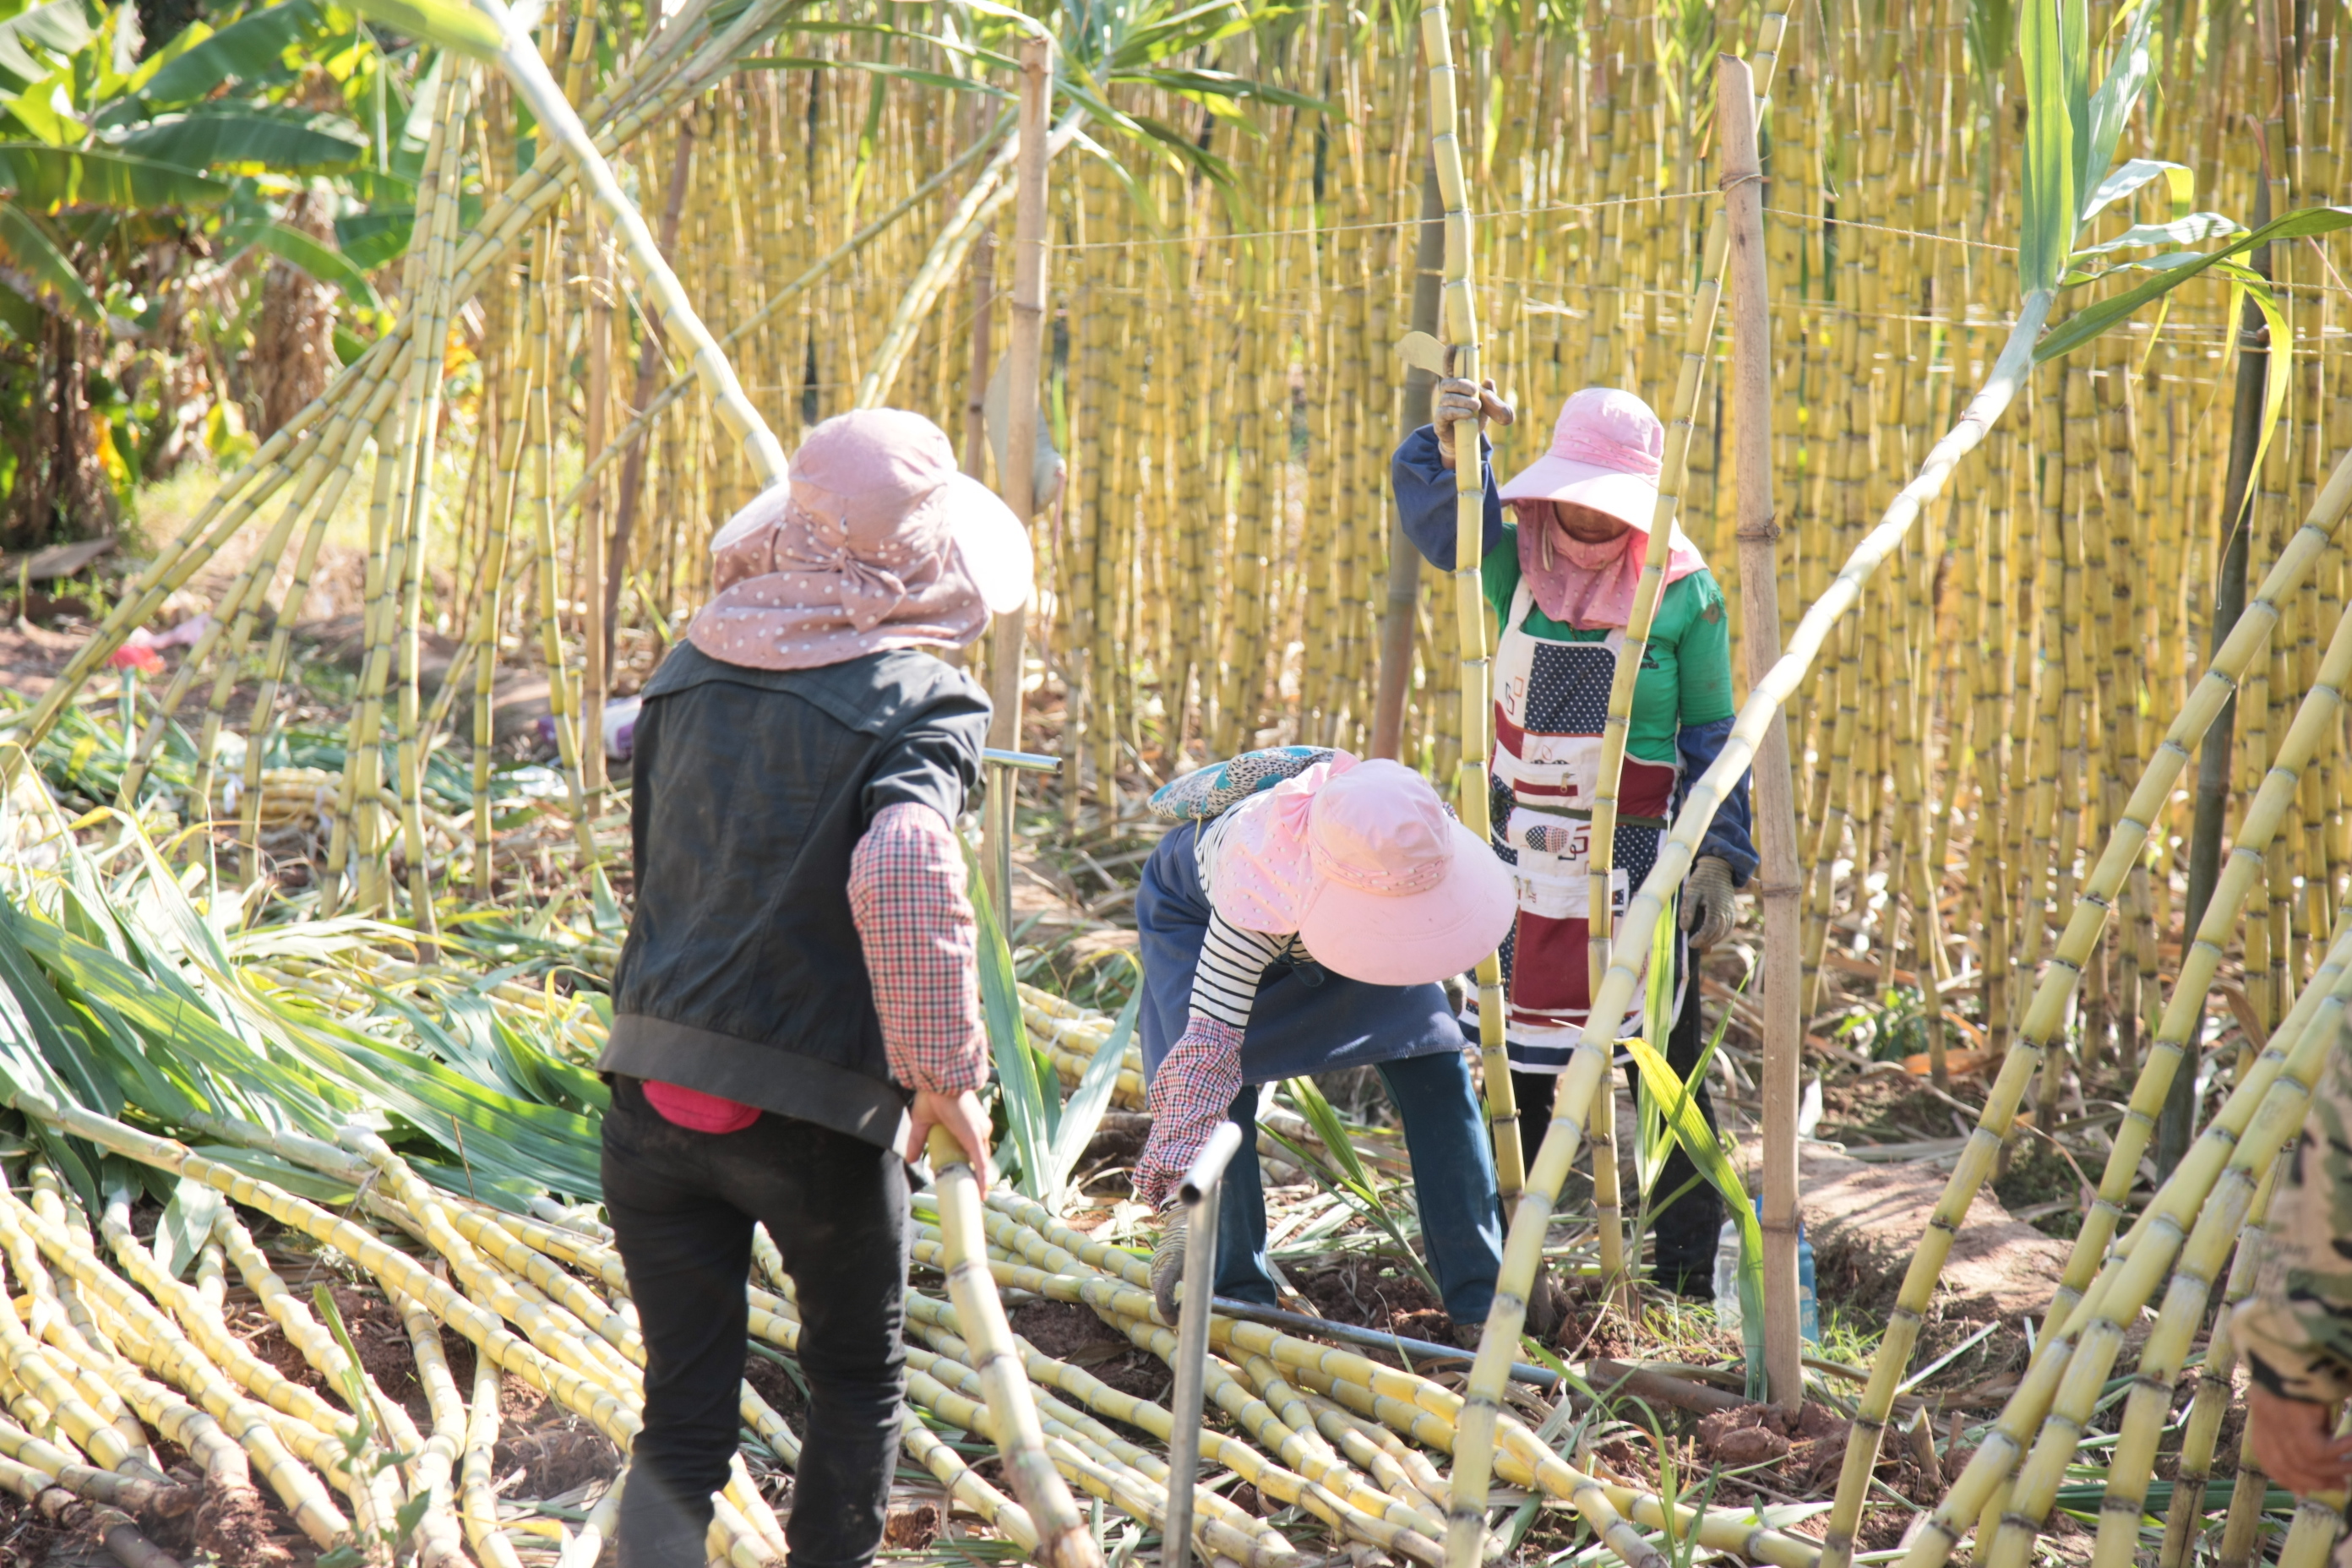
[599,410,1030,1568]
[1135,751,1521,1339]
[1393,381,1756,1296]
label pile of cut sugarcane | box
[0,824,1827,1568]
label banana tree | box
[0,0,387,535]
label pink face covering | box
[1513,501,1706,630]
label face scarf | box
[1513,501,1706,630]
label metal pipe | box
[1163,1121,1244,1568]
[1202,1297,1561,1391]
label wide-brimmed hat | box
[1496,387,1665,534]
[690,409,1032,672]
[1209,755,1513,987]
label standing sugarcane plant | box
[1441,3,2148,1560]
[1406,1,1525,1211]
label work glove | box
[1431,376,1516,470]
[1151,1206,1187,1326]
[1681,855,1738,950]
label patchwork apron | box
[1478,580,1685,1073]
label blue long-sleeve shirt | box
[1391,426,1758,885]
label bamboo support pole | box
[1718,49,1801,1413]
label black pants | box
[602,1075,909,1568]
[1510,988,1723,1294]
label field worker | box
[1392,381,1756,1297]
[598,408,1030,1568]
[1135,749,1523,1339]
[2233,1025,2352,1503]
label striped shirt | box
[1136,818,1311,1206]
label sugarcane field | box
[9,0,2352,1564]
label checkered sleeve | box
[1137,1015,1245,1209]
[847,801,989,1096]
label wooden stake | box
[986,34,1052,753]
[1718,51,1802,1417]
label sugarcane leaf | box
[1038,987,1138,1202]
[1625,1033,1763,1388]
[2034,205,2352,361]
[2081,0,2158,215]
[1282,1075,1383,1198]
[152,1176,224,1280]
[0,891,122,1116]
[2068,210,2239,259]
[2015,0,2079,295]
[2078,157,2189,226]
[962,837,1054,1194]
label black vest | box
[600,642,989,1146]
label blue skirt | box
[1136,822,1469,1085]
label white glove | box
[1682,855,1738,949]
[1431,376,1515,469]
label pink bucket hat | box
[690,409,1032,672]
[1496,387,1665,533]
[1211,755,1514,987]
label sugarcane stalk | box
[478,0,785,486]
[1896,910,2352,1568]
[395,68,473,939]
[2045,591,2352,1339]
[923,1126,1101,1568]
[1958,981,2344,1568]
[1816,442,2352,1568]
[525,242,603,872]
[1416,0,1524,1211]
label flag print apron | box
[1478,580,1684,1072]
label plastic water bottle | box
[1712,1199,1820,1344]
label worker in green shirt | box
[1393,380,1756,1296]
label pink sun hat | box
[1210,755,1514,987]
[689,409,1033,672]
[1496,386,1666,532]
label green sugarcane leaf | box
[2078,157,2190,225]
[1284,1074,1375,1196]
[1625,1033,1764,1390]
[2069,210,2239,259]
[2016,0,2079,295]
[961,837,1054,1193]
[2034,204,2352,361]
[152,1177,224,1281]
[1040,987,1138,1202]
[2081,0,2158,215]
